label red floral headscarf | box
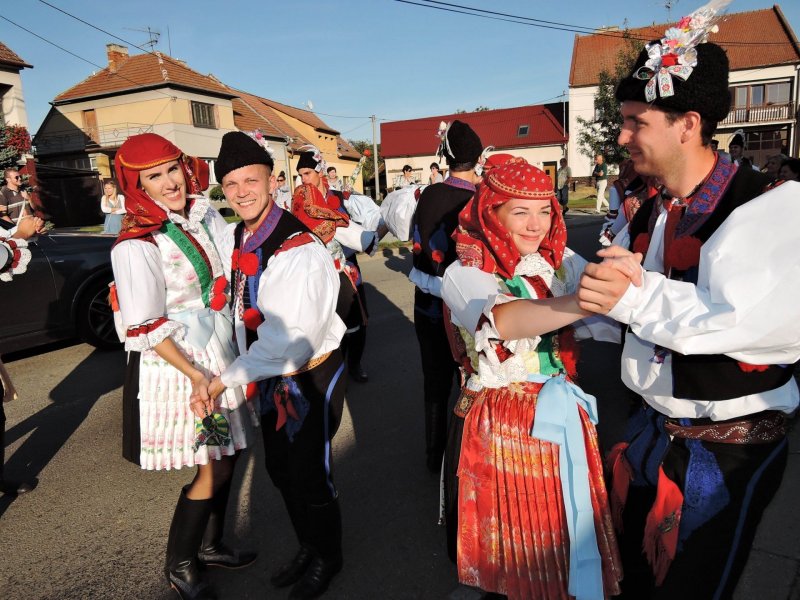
[454,157,566,278]
[290,181,349,244]
[114,133,209,245]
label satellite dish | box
[306,100,314,110]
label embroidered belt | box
[664,411,787,444]
[282,351,333,378]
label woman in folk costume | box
[599,160,658,248]
[442,157,623,599]
[110,133,256,600]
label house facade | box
[0,41,31,129]
[568,5,800,176]
[381,104,568,188]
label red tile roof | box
[54,51,235,103]
[0,41,32,69]
[570,5,800,87]
[336,137,362,160]
[257,98,339,134]
[380,105,567,158]
[229,88,310,149]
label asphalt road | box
[1,212,796,599]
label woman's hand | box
[596,246,644,287]
[189,371,213,418]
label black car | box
[0,225,121,354]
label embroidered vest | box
[627,167,795,401]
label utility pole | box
[283,137,294,192]
[562,90,567,158]
[371,115,380,201]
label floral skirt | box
[136,326,255,471]
[457,382,622,599]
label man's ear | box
[681,111,703,144]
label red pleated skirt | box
[457,382,623,599]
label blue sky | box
[3,0,799,142]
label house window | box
[731,82,791,108]
[517,125,529,137]
[766,82,790,105]
[191,101,216,129]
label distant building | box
[381,104,567,187]
[568,4,800,175]
[0,41,32,128]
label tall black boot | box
[197,477,257,570]
[289,498,343,600]
[0,407,35,495]
[271,488,314,588]
[425,402,446,473]
[165,488,216,600]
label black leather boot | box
[197,478,257,570]
[271,489,313,588]
[165,488,216,600]
[289,498,343,600]
[0,412,35,495]
[425,402,446,473]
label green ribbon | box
[160,222,213,307]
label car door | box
[0,234,59,349]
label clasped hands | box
[188,372,228,418]
[577,246,644,315]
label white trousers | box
[595,179,609,212]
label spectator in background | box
[555,157,571,214]
[100,179,126,235]
[326,166,343,191]
[764,154,788,181]
[0,168,29,226]
[779,158,800,182]
[394,164,417,189]
[429,162,444,184]
[592,154,609,213]
[273,171,292,210]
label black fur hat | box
[215,131,274,182]
[442,120,483,166]
[615,41,731,124]
[297,151,319,172]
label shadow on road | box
[0,348,124,517]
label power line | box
[394,0,798,47]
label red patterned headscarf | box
[454,157,566,278]
[290,181,349,244]
[114,133,209,245]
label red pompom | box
[666,236,702,271]
[737,361,770,373]
[213,276,228,295]
[210,294,226,311]
[431,249,445,264]
[239,252,259,276]
[231,249,240,271]
[363,149,371,157]
[632,233,650,255]
[243,308,264,331]
[245,382,259,400]
[412,242,421,254]
[333,259,341,271]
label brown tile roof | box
[0,41,32,69]
[257,98,339,134]
[569,5,800,87]
[54,51,235,103]
[228,89,310,149]
[336,136,362,160]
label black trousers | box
[262,349,347,505]
[618,435,788,600]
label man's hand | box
[208,376,227,402]
[597,246,644,286]
[189,372,212,418]
[577,262,635,315]
[14,216,44,240]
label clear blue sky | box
[3,0,799,142]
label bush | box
[208,184,225,201]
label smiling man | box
[577,15,800,600]
[208,131,347,600]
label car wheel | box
[78,277,122,350]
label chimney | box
[106,44,129,73]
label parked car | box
[0,224,121,354]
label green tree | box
[348,139,383,184]
[576,34,643,165]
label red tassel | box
[239,252,259,276]
[607,442,632,533]
[245,382,258,401]
[737,361,770,373]
[643,467,683,586]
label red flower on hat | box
[239,252,259,276]
[661,53,679,67]
[231,249,240,271]
[210,294,227,312]
[243,308,264,331]
[666,236,702,271]
[432,250,444,264]
[633,233,651,256]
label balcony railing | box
[34,122,153,155]
[720,102,796,125]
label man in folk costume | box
[577,1,800,597]
[207,132,347,600]
[410,120,488,473]
[292,147,377,383]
